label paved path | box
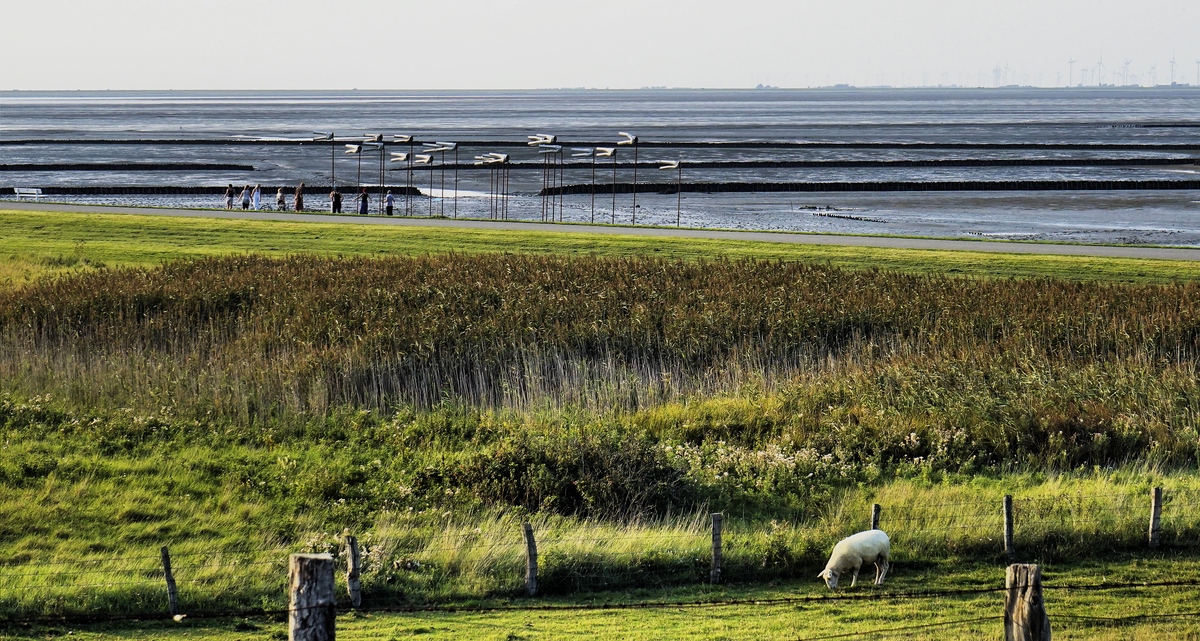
[5,200,1200,261]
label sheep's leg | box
[875,559,889,585]
[849,564,861,587]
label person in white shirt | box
[252,184,261,211]
[385,190,394,216]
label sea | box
[2,88,1198,245]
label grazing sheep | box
[818,530,890,590]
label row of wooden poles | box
[150,486,1170,638]
[283,554,1053,641]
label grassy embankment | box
[0,209,1198,637]
[3,208,1200,288]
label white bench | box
[14,188,43,200]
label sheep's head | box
[817,568,840,590]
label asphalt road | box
[5,200,1200,261]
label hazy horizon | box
[2,0,1197,91]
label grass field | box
[0,208,1197,638]
[6,559,1200,640]
[2,209,1199,289]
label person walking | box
[224,184,235,209]
[294,182,305,211]
[330,189,342,214]
[358,189,369,215]
[240,185,251,210]
[385,190,394,216]
[276,187,286,211]
[252,184,262,211]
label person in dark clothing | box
[331,189,343,214]
[224,184,235,209]
[294,183,305,211]
[358,189,369,215]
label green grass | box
[2,209,1198,289]
[1,208,1198,637]
[5,559,1199,640]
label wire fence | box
[1,486,1196,628]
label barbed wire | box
[4,578,1198,627]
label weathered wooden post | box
[289,553,336,641]
[1149,487,1163,549]
[1003,495,1015,559]
[710,513,723,584]
[522,523,538,597]
[870,504,882,530]
[344,535,362,608]
[160,546,179,616]
[1004,564,1051,641]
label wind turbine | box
[1067,55,1077,87]
[1195,59,1200,86]
[1096,56,1105,86]
[1123,59,1132,87]
[1169,55,1177,85]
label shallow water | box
[2,88,1198,245]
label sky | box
[1,0,1198,90]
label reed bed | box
[1,253,1195,419]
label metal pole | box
[453,146,459,219]
[677,164,682,226]
[632,141,638,225]
[331,136,335,191]
[611,154,617,224]
[558,149,564,221]
[408,140,414,216]
[440,150,446,217]
[356,152,362,193]
[590,156,596,223]
[378,145,384,215]
[429,159,435,217]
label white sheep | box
[817,529,890,590]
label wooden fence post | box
[1004,564,1051,641]
[345,535,362,608]
[1149,487,1163,549]
[1003,495,1015,559]
[160,546,179,616]
[289,553,336,641]
[710,513,723,584]
[870,504,882,530]
[522,523,538,597]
